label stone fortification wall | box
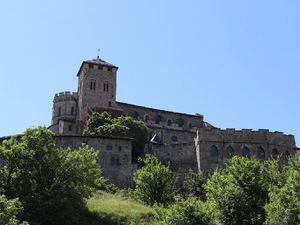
[196,128,297,173]
[145,129,198,186]
[147,142,197,183]
[54,135,133,187]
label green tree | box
[83,111,112,135]
[84,112,149,161]
[0,127,101,225]
[155,196,214,225]
[265,157,300,225]
[134,155,175,206]
[183,169,207,199]
[205,156,269,225]
[0,195,28,225]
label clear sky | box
[0,1,299,145]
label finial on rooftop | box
[97,49,100,59]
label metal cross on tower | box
[97,49,100,59]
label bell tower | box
[76,57,123,132]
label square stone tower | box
[76,57,123,132]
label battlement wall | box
[198,127,295,147]
[54,91,78,102]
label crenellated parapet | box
[197,127,295,147]
[51,91,78,128]
[54,91,78,102]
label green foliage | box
[183,169,207,199]
[265,157,300,225]
[0,195,28,225]
[154,196,214,225]
[134,155,175,206]
[83,112,112,135]
[0,127,101,225]
[114,116,149,151]
[83,112,149,159]
[205,156,269,225]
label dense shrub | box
[183,169,207,199]
[0,195,28,225]
[205,156,269,225]
[134,155,175,206]
[155,196,214,225]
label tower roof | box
[77,57,118,76]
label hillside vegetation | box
[87,191,156,225]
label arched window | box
[167,119,172,126]
[58,106,61,116]
[210,145,219,159]
[71,106,74,115]
[178,118,185,127]
[284,151,290,161]
[144,115,149,122]
[108,101,111,107]
[171,135,178,143]
[90,80,96,90]
[103,82,109,92]
[257,147,265,160]
[133,111,139,119]
[156,115,162,124]
[225,146,234,159]
[272,148,279,159]
[242,147,251,158]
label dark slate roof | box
[117,101,204,119]
[77,57,118,76]
[85,57,118,68]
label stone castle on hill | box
[48,57,297,187]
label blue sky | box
[0,1,299,145]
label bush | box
[205,156,269,225]
[134,155,175,206]
[265,157,300,225]
[183,169,207,199]
[0,195,28,225]
[154,196,214,225]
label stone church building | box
[48,57,297,187]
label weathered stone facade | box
[48,57,298,186]
[54,135,133,187]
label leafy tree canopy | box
[0,195,28,225]
[265,157,300,225]
[84,112,149,160]
[0,127,101,225]
[205,156,269,225]
[134,155,175,206]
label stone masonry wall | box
[196,128,297,173]
[54,135,133,187]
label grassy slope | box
[86,191,156,225]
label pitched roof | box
[77,57,118,76]
[85,57,118,68]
